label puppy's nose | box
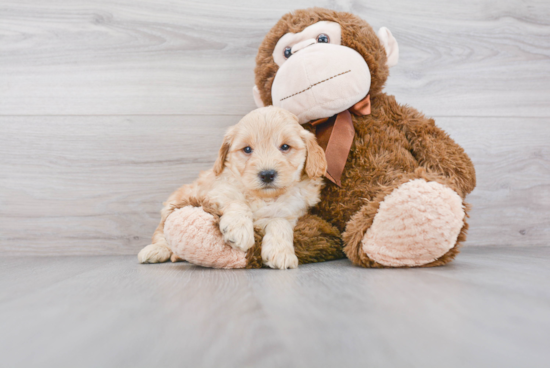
[259,170,277,184]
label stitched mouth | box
[280,70,351,102]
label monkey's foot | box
[362,179,465,267]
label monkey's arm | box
[402,107,476,197]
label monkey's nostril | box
[259,170,277,184]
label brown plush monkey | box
[252,8,476,267]
[140,8,475,268]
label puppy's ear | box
[302,129,327,179]
[213,128,234,176]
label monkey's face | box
[254,9,399,124]
[271,21,371,124]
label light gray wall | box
[1,0,549,255]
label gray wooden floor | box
[1,246,549,368]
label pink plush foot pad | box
[362,179,465,267]
[164,206,247,269]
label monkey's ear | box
[252,85,265,108]
[377,27,399,68]
[213,128,234,176]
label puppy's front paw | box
[262,243,298,270]
[219,214,255,252]
[138,243,172,264]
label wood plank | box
[1,115,548,255]
[247,248,550,367]
[0,248,549,367]
[0,256,293,368]
[0,0,549,116]
[438,117,550,246]
[0,115,230,254]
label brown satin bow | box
[311,94,371,187]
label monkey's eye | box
[243,146,253,154]
[280,144,290,151]
[284,47,292,59]
[317,34,330,43]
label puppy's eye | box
[284,47,292,59]
[317,34,330,43]
[280,144,290,151]
[243,146,253,154]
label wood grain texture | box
[1,0,549,255]
[0,115,230,255]
[438,117,550,246]
[1,116,548,254]
[0,0,549,116]
[1,247,549,367]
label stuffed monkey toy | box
[139,7,476,268]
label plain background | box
[1,0,549,255]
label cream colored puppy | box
[138,106,327,269]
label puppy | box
[138,106,327,269]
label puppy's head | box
[214,106,326,198]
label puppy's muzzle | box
[259,170,277,184]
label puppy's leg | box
[219,202,255,252]
[260,218,298,270]
[170,254,184,262]
[138,222,173,264]
[138,194,186,264]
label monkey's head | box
[253,8,399,124]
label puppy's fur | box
[138,106,327,269]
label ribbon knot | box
[310,94,371,187]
